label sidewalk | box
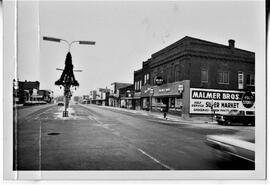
[81,104,217,125]
[79,104,255,135]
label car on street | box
[57,101,64,106]
[205,133,255,163]
[215,109,255,126]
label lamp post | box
[149,88,154,111]
[43,36,95,117]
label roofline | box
[151,36,255,58]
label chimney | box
[228,39,235,49]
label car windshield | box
[228,110,239,115]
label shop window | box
[246,74,255,86]
[201,69,208,83]
[218,71,229,84]
[170,98,175,108]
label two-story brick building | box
[133,36,255,117]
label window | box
[218,71,229,84]
[175,65,180,81]
[170,98,175,108]
[143,73,149,85]
[246,74,255,86]
[238,71,244,89]
[163,67,167,83]
[171,64,174,82]
[201,69,208,82]
[167,66,171,83]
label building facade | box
[133,36,255,117]
[14,80,40,104]
[108,82,133,107]
[118,84,135,109]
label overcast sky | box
[17,1,265,96]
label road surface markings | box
[81,105,175,169]
[137,148,174,170]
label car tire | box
[225,120,232,126]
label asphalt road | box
[14,103,254,170]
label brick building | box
[133,36,255,117]
[108,82,133,107]
[118,84,134,109]
[14,80,40,104]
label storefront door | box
[162,98,169,108]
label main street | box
[15,103,254,170]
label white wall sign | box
[189,88,255,114]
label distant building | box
[38,90,53,103]
[14,80,40,104]
[108,82,133,107]
[119,84,135,109]
[133,36,255,117]
[82,95,90,104]
[73,96,80,102]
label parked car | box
[215,109,255,126]
[57,101,64,106]
[205,134,255,163]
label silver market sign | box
[190,88,255,114]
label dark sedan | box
[215,109,255,126]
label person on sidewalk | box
[162,105,168,119]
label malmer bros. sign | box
[189,88,255,114]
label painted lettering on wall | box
[190,88,255,114]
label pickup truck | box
[215,109,255,126]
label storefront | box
[141,81,189,115]
[134,92,141,110]
[152,81,184,115]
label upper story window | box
[135,80,142,90]
[144,73,149,85]
[201,69,208,83]
[246,74,255,86]
[135,81,137,90]
[218,71,229,84]
[175,64,180,81]
[238,71,244,89]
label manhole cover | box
[47,132,60,136]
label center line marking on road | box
[137,148,174,170]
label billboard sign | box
[189,88,255,114]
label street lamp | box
[43,36,95,117]
[43,36,95,51]
[149,88,154,111]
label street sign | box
[242,91,255,108]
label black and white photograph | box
[3,0,266,180]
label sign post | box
[149,88,154,111]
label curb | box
[81,104,216,125]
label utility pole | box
[43,36,95,117]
